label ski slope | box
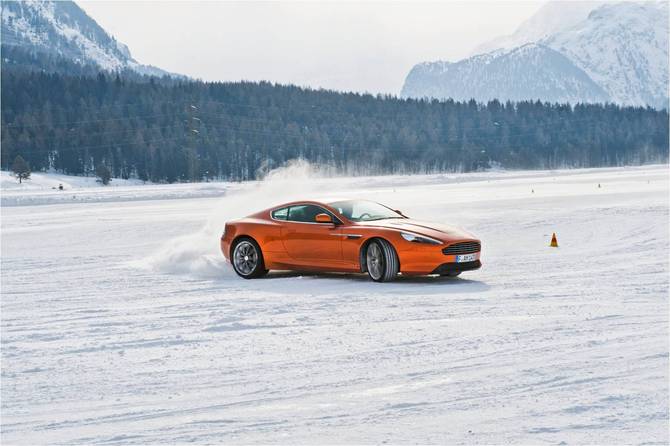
[1,164,668,444]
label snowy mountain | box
[1,0,174,77]
[402,1,669,108]
[544,1,669,109]
[402,43,609,104]
[471,1,604,56]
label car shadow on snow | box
[250,270,491,294]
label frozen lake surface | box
[1,164,668,444]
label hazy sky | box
[78,1,545,95]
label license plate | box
[455,253,478,263]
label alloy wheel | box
[233,241,258,276]
[367,242,384,280]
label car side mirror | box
[315,213,333,223]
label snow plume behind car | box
[136,159,334,279]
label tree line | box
[1,51,668,182]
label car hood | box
[358,218,477,242]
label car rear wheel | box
[366,239,399,282]
[231,238,268,279]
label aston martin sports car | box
[220,199,481,282]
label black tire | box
[365,238,399,282]
[231,237,268,279]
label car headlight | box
[401,231,442,245]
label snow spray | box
[137,159,336,279]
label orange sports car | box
[220,199,481,282]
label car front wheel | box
[366,239,399,282]
[231,238,268,279]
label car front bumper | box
[395,240,482,275]
[430,260,482,275]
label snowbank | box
[2,164,667,207]
[0,170,146,191]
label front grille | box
[442,241,481,255]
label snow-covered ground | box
[1,163,668,444]
[0,171,238,206]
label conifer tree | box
[95,164,112,185]
[11,155,30,183]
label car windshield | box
[328,200,404,222]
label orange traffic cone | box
[550,233,559,248]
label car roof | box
[309,197,352,204]
[271,198,349,208]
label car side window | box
[287,205,338,223]
[271,207,288,220]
